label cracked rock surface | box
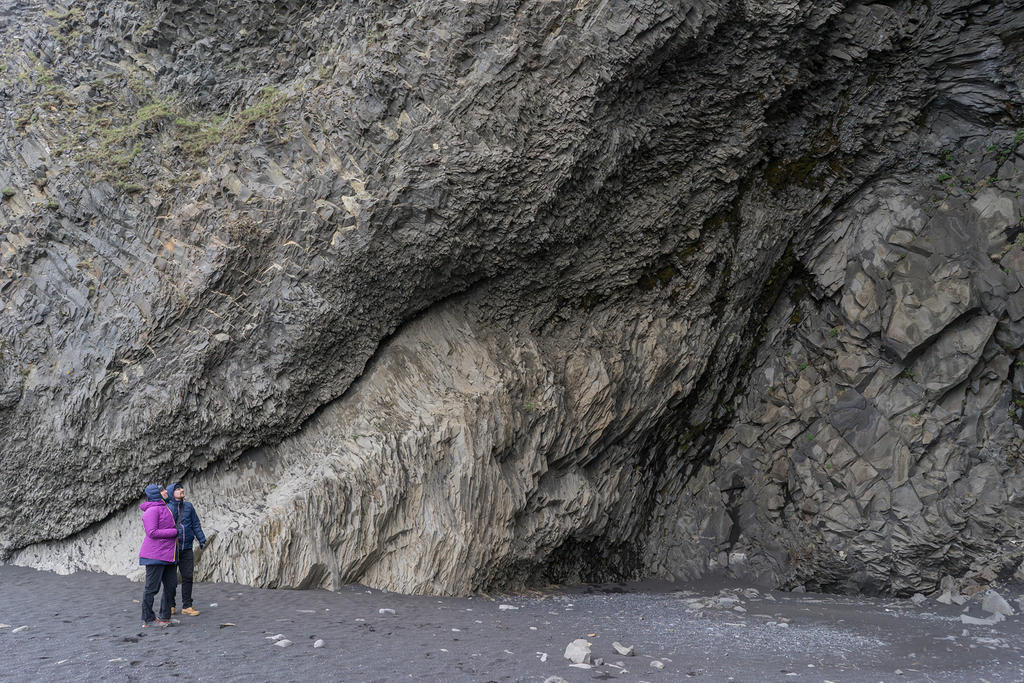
[2,0,1023,595]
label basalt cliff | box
[2,0,1023,596]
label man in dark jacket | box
[166,482,208,616]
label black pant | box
[173,548,195,609]
[141,563,177,622]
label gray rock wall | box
[648,147,1024,595]
[3,0,1023,595]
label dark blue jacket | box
[166,483,207,551]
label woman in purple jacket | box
[139,483,179,627]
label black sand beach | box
[2,566,1023,682]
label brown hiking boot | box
[170,607,176,615]
[181,606,200,616]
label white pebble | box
[266,634,286,641]
[650,660,665,670]
[11,626,29,633]
[379,608,396,615]
[0,624,9,629]
[499,604,519,610]
[313,639,325,648]
[209,603,218,608]
[274,639,293,648]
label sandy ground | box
[2,566,1023,682]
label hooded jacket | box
[166,482,207,551]
[139,484,178,565]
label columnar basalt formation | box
[2,0,1023,595]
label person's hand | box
[199,542,206,550]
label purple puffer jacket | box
[139,500,177,563]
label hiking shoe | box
[181,607,200,616]
[148,619,170,628]
[170,607,176,615]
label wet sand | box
[2,566,1023,682]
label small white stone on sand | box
[529,626,538,630]
[612,642,634,656]
[11,626,28,633]
[0,624,10,629]
[297,609,316,613]
[108,658,126,663]
[355,618,365,622]
[451,628,460,632]
[961,613,1004,626]
[910,593,926,605]
[499,604,518,610]
[274,639,293,648]
[982,590,1015,616]
[56,660,69,665]
[564,638,592,664]
[266,634,286,641]
[313,639,325,648]
[379,608,396,615]
[537,652,548,662]
[650,660,665,670]
[209,603,218,608]
[569,663,592,669]
[440,648,449,653]
[542,677,569,683]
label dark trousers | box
[173,548,195,608]
[141,563,177,622]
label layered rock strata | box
[3,0,1023,594]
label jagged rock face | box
[2,1,1023,595]
[649,175,1024,595]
